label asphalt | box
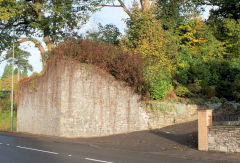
[0,132,202,163]
[0,122,240,163]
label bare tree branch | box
[19,38,46,59]
[117,0,132,17]
[140,0,143,7]
[100,4,122,7]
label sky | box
[0,3,211,77]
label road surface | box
[0,131,238,163]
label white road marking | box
[68,154,72,157]
[6,144,10,146]
[0,142,2,145]
[16,146,59,155]
[85,157,114,163]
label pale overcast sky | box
[0,4,211,77]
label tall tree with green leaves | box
[156,0,200,30]
[21,68,28,78]
[205,0,240,21]
[87,23,121,45]
[1,64,12,80]
[5,46,33,81]
[0,0,97,66]
[205,0,240,57]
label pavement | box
[0,121,239,163]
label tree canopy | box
[87,23,121,45]
[1,0,240,102]
[1,64,12,80]
[0,0,97,65]
[5,46,33,80]
[205,0,240,20]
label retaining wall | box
[17,58,198,137]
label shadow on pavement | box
[150,130,198,149]
[150,120,198,149]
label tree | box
[0,74,18,91]
[1,64,12,80]
[123,4,167,59]
[5,46,33,81]
[21,68,28,78]
[96,0,157,18]
[87,23,121,45]
[205,0,240,57]
[205,0,240,21]
[156,0,199,30]
[0,0,97,66]
[221,18,240,57]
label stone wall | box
[17,57,198,137]
[208,126,240,152]
[146,101,198,129]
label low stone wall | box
[146,102,198,129]
[208,126,240,152]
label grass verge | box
[0,110,17,131]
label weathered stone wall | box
[17,58,198,137]
[146,102,198,129]
[208,126,240,152]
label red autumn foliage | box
[19,75,39,88]
[50,38,146,92]
[19,77,31,87]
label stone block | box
[208,136,215,144]
[219,146,228,152]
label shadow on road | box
[150,130,198,149]
[150,120,198,149]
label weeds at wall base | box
[0,110,17,131]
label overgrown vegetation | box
[0,110,17,131]
[0,52,30,130]
[2,0,240,103]
[48,0,240,102]
[0,92,11,110]
[50,38,146,93]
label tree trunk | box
[19,38,46,67]
[43,32,55,69]
[105,1,157,19]
[44,34,55,52]
[141,0,150,11]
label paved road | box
[0,132,237,163]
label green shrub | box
[142,63,171,100]
[216,61,240,100]
[209,96,221,103]
[188,59,211,88]
[233,74,240,101]
[0,92,11,110]
[220,98,227,103]
[175,85,191,97]
[204,86,216,98]
[148,80,169,100]
[176,69,189,85]
[208,61,221,86]
[188,79,202,94]
[192,98,205,105]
